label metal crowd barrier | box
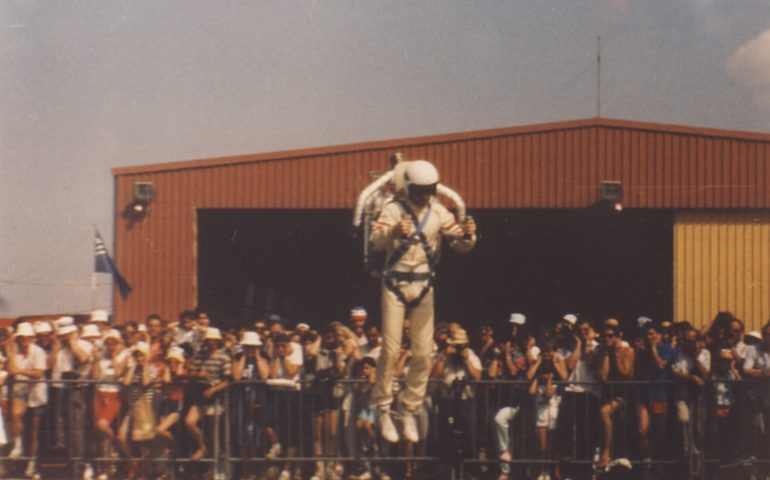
[0,377,768,479]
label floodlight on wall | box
[126,182,154,218]
[599,180,623,212]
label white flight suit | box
[369,198,476,412]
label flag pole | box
[92,225,97,310]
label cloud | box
[728,29,770,106]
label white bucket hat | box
[509,313,526,325]
[81,324,101,339]
[33,321,53,334]
[240,331,262,347]
[203,327,223,341]
[90,309,109,323]
[55,316,78,336]
[15,322,35,337]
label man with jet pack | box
[367,158,477,443]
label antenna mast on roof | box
[596,35,602,118]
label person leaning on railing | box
[231,331,270,480]
[431,327,482,462]
[185,327,231,463]
[5,321,47,478]
[91,328,129,480]
[671,326,709,458]
[597,319,634,470]
[741,321,770,470]
[50,316,94,478]
[526,337,568,480]
[559,317,602,480]
[633,320,675,464]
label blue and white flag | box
[94,230,132,299]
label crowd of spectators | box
[0,308,768,480]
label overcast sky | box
[2,1,770,317]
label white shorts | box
[536,394,561,430]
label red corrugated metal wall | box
[113,119,770,322]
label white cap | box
[350,307,368,319]
[90,309,109,323]
[81,324,101,339]
[33,321,53,334]
[747,330,762,341]
[509,313,526,325]
[55,316,78,336]
[240,331,262,346]
[295,323,310,331]
[15,322,35,337]
[562,314,578,326]
[637,316,653,328]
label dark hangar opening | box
[197,209,673,332]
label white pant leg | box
[372,284,406,409]
[495,406,519,454]
[401,288,434,412]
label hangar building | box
[112,118,770,331]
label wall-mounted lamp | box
[126,182,154,219]
[599,180,623,212]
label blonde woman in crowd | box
[91,329,128,480]
[118,341,157,479]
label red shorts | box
[712,406,732,418]
[94,390,121,425]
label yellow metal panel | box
[674,211,770,332]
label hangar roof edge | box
[112,117,770,176]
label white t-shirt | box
[439,349,482,400]
[276,342,304,381]
[95,349,131,393]
[52,339,94,383]
[13,344,48,407]
[744,344,770,372]
[673,349,711,376]
[565,340,600,397]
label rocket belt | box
[381,200,436,309]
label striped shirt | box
[190,349,232,386]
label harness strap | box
[384,271,433,282]
[382,200,437,310]
[383,272,435,310]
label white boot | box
[401,411,419,443]
[377,408,399,443]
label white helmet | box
[404,160,439,194]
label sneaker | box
[311,461,325,480]
[325,462,342,480]
[24,461,37,477]
[266,442,282,459]
[378,409,399,443]
[8,443,22,460]
[83,463,95,480]
[401,411,419,443]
